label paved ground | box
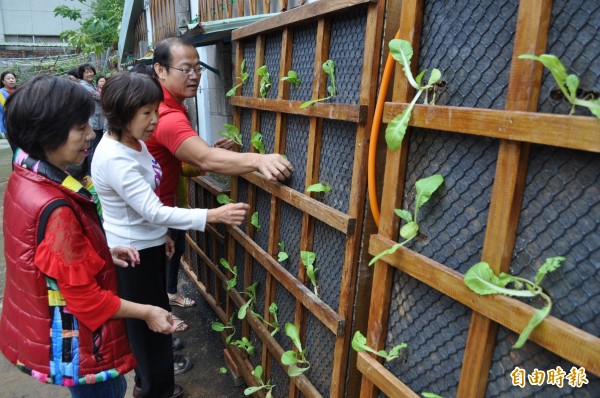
[0,139,245,397]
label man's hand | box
[165,234,175,259]
[110,246,140,268]
[256,154,293,182]
[207,202,250,226]
[213,137,235,150]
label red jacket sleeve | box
[34,206,121,331]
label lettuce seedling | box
[281,322,310,377]
[257,65,272,98]
[422,393,444,398]
[219,258,238,291]
[244,365,274,397]
[211,314,236,344]
[251,211,260,230]
[218,124,243,146]
[217,194,234,205]
[231,336,255,356]
[519,54,600,118]
[351,331,407,362]
[277,241,289,262]
[251,131,265,154]
[386,39,442,151]
[300,59,337,109]
[226,58,249,97]
[219,367,228,374]
[306,182,332,194]
[464,256,565,349]
[251,302,280,336]
[369,174,444,265]
[301,251,319,296]
[281,70,302,87]
[238,282,258,320]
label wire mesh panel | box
[289,23,318,102]
[264,32,282,99]
[283,115,310,192]
[242,40,256,97]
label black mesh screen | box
[303,313,336,396]
[419,0,518,109]
[385,272,471,398]
[242,41,256,97]
[259,111,276,154]
[283,115,310,192]
[289,23,318,102]
[402,129,497,273]
[278,202,304,276]
[254,188,272,252]
[312,220,346,312]
[240,108,253,154]
[264,32,282,99]
[538,1,600,117]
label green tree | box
[54,0,124,56]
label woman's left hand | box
[165,235,175,259]
[110,246,140,267]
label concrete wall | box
[0,0,90,42]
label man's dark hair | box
[153,37,195,72]
[5,75,94,161]
[101,72,163,139]
[77,63,97,78]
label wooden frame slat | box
[228,225,346,336]
[230,96,368,123]
[381,103,600,153]
[356,353,420,398]
[242,172,356,235]
[368,234,600,377]
[232,0,376,40]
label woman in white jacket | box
[92,72,248,398]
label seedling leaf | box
[464,262,535,298]
[281,351,298,365]
[251,211,260,230]
[211,322,225,332]
[282,70,302,86]
[217,194,234,204]
[422,393,444,398]
[306,182,332,193]
[368,242,404,266]
[394,209,413,223]
[513,304,551,349]
[219,367,228,374]
[301,251,316,268]
[278,252,289,262]
[400,221,419,241]
[285,322,303,352]
[226,278,237,291]
[218,124,242,146]
[389,39,418,89]
[414,174,444,213]
[238,301,251,319]
[385,105,412,151]
[288,366,309,377]
[244,386,263,395]
[535,256,565,286]
[427,68,442,87]
[251,131,265,154]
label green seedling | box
[257,65,272,98]
[422,393,444,398]
[277,241,289,262]
[219,367,228,374]
[231,336,255,356]
[251,131,265,154]
[369,174,444,265]
[219,258,238,291]
[300,59,337,109]
[226,58,249,97]
[281,70,302,87]
[218,124,243,146]
[251,211,261,230]
[217,194,234,205]
[306,182,332,194]
[351,331,407,362]
[301,251,319,296]
[244,365,275,397]
[519,54,600,118]
[211,314,236,344]
[252,302,280,336]
[281,322,310,377]
[464,256,565,349]
[386,39,443,151]
[238,282,258,320]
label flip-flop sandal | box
[170,314,190,332]
[172,337,183,351]
[173,354,193,376]
[168,294,196,308]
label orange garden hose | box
[368,30,401,227]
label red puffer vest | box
[0,164,136,385]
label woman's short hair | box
[101,72,164,139]
[77,63,96,78]
[5,75,94,161]
[0,71,15,88]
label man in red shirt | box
[145,37,293,389]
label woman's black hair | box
[0,71,16,88]
[130,63,154,76]
[101,72,164,139]
[5,75,94,161]
[77,63,97,78]
[66,68,79,79]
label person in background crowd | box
[66,68,80,82]
[0,74,177,398]
[97,75,106,93]
[0,71,17,142]
[92,72,249,398]
[78,63,105,173]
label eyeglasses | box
[168,65,204,76]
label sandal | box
[172,337,183,351]
[169,293,196,308]
[170,314,190,332]
[173,354,193,376]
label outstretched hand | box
[257,154,293,182]
[207,202,250,226]
[110,246,140,268]
[145,306,178,334]
[213,137,235,150]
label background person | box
[0,71,16,143]
[97,75,107,93]
[78,63,105,173]
[0,75,176,398]
[92,72,249,398]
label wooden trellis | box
[358,1,600,398]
